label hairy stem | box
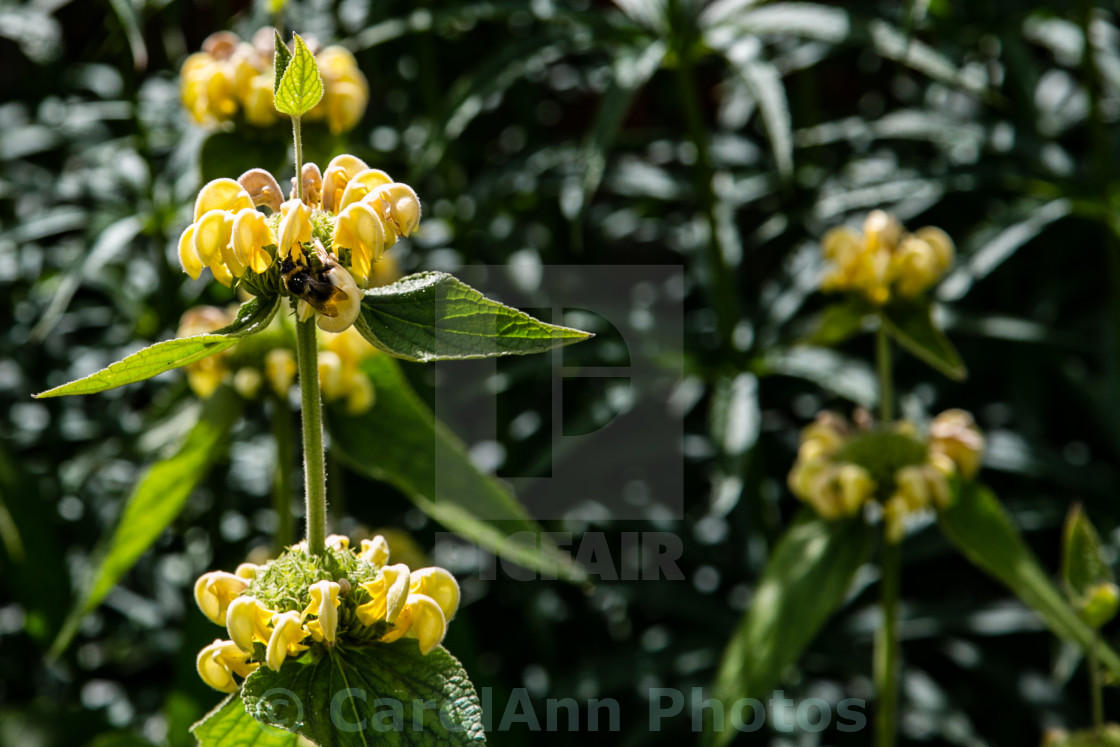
[292,116,303,202]
[295,318,327,555]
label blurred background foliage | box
[3,0,1120,744]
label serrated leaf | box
[241,641,487,746]
[48,386,244,659]
[274,34,323,117]
[355,272,592,362]
[939,484,1120,677]
[328,355,585,583]
[1063,503,1114,600]
[192,694,302,747]
[273,31,292,96]
[35,294,280,397]
[706,512,873,747]
[879,302,966,381]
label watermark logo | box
[433,265,685,522]
[254,687,305,736]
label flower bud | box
[929,409,985,479]
[237,169,284,214]
[291,162,323,208]
[1079,582,1120,629]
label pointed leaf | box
[355,272,592,362]
[273,31,292,95]
[241,641,487,746]
[879,302,967,381]
[49,387,244,658]
[35,294,280,397]
[716,44,793,180]
[192,694,301,747]
[802,301,871,347]
[706,512,873,747]
[939,484,1120,677]
[274,34,323,117]
[328,355,585,583]
[1063,503,1114,599]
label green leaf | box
[35,294,280,397]
[356,272,592,362]
[273,32,292,96]
[48,387,245,659]
[241,641,487,746]
[1063,503,1114,600]
[878,302,966,381]
[192,694,301,747]
[939,484,1120,677]
[273,34,323,117]
[802,301,871,347]
[328,355,585,583]
[716,47,794,181]
[706,513,873,747]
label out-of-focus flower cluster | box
[177,154,419,332]
[194,534,461,692]
[181,29,368,134]
[788,409,985,543]
[177,308,379,414]
[821,210,954,305]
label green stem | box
[875,537,902,747]
[295,318,327,554]
[270,395,295,550]
[1091,631,1104,737]
[877,324,893,424]
[292,116,303,202]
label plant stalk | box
[877,324,893,424]
[292,116,303,202]
[1091,631,1104,737]
[875,537,902,747]
[295,318,327,554]
[875,320,899,746]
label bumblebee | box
[280,242,361,332]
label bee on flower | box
[821,210,955,305]
[177,154,421,334]
[193,533,461,692]
[788,409,985,543]
[180,29,368,134]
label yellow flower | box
[338,169,395,213]
[243,74,276,126]
[232,208,275,274]
[356,563,411,626]
[235,563,260,579]
[408,568,460,622]
[194,571,249,625]
[380,594,448,654]
[177,306,235,397]
[266,610,309,671]
[321,155,370,213]
[367,183,422,238]
[237,168,284,213]
[929,409,985,479]
[360,535,391,567]
[821,211,953,305]
[333,201,386,285]
[278,198,314,261]
[303,580,342,644]
[197,639,258,692]
[316,47,369,135]
[265,348,296,398]
[226,596,276,652]
[194,178,254,221]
